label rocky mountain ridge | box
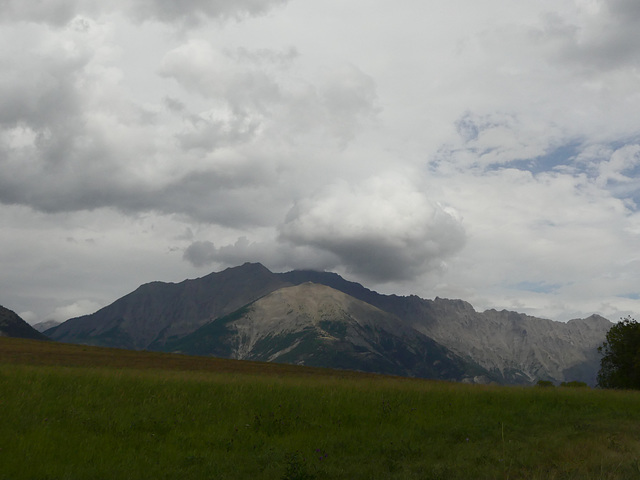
[278,269,611,385]
[166,282,494,382]
[46,263,612,385]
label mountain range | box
[44,263,612,385]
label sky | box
[2,0,640,325]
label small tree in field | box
[597,316,640,389]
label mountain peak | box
[237,261,269,271]
[209,262,273,279]
[567,314,612,328]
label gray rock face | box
[404,300,611,385]
[167,283,494,382]
[280,273,612,386]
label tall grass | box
[1,339,640,479]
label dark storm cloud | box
[608,0,640,20]
[183,237,340,272]
[183,240,217,267]
[0,31,115,211]
[153,168,284,227]
[538,1,640,71]
[0,49,86,129]
[0,155,284,228]
[279,177,467,283]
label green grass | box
[1,338,640,479]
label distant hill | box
[47,263,612,385]
[0,305,50,341]
[32,320,61,333]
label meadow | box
[1,337,640,479]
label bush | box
[597,316,640,389]
[560,381,588,388]
[536,380,555,387]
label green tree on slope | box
[597,316,640,389]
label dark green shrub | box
[536,380,555,387]
[560,381,588,388]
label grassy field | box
[1,338,640,479]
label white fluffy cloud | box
[50,299,103,322]
[279,175,466,282]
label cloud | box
[0,18,116,209]
[50,299,102,321]
[0,29,283,225]
[181,173,467,285]
[0,27,379,229]
[0,34,87,130]
[175,111,261,152]
[528,1,640,72]
[279,175,466,282]
[125,0,290,26]
[159,40,283,111]
[572,143,640,206]
[183,240,217,267]
[160,42,379,147]
[429,160,640,319]
[153,161,288,227]
[183,237,339,272]
[18,311,38,324]
[0,0,85,26]
[314,64,379,146]
[594,144,640,188]
[445,111,560,170]
[0,0,289,27]
[440,4,640,162]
